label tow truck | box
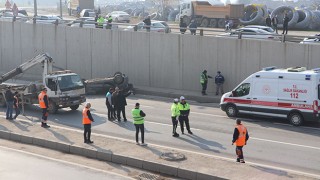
[0,53,86,113]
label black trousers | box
[236,146,244,160]
[171,116,178,134]
[84,124,91,142]
[13,108,20,119]
[117,106,127,120]
[134,124,144,143]
[41,108,48,122]
[201,82,207,94]
[179,116,190,133]
[106,103,114,119]
[282,25,288,34]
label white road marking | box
[0,145,135,179]
[251,137,320,150]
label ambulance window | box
[234,83,250,97]
[318,85,320,100]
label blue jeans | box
[6,101,13,119]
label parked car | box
[80,9,96,17]
[69,17,118,29]
[217,27,278,40]
[124,20,171,33]
[244,25,275,33]
[0,11,28,22]
[107,11,130,23]
[26,15,64,24]
[300,34,320,45]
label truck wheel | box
[226,105,238,117]
[217,18,225,28]
[200,18,209,27]
[114,74,124,84]
[288,112,303,126]
[48,102,58,114]
[70,105,79,111]
[183,16,191,25]
[209,19,218,28]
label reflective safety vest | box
[132,109,144,124]
[178,102,190,111]
[171,103,180,117]
[82,108,91,124]
[235,124,247,146]
[38,91,48,108]
[200,73,207,84]
[97,17,105,26]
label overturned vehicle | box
[84,72,134,95]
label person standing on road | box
[13,92,20,120]
[272,15,278,34]
[132,103,147,146]
[83,102,94,144]
[179,17,187,34]
[232,119,249,163]
[97,15,105,29]
[5,86,14,120]
[178,96,193,135]
[189,19,197,35]
[215,71,225,96]
[143,16,151,32]
[171,98,180,137]
[106,87,115,120]
[282,13,289,35]
[38,88,50,128]
[200,70,212,95]
[116,88,132,122]
[106,15,113,29]
[266,15,271,27]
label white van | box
[220,66,320,126]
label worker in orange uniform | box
[83,102,94,144]
[232,119,249,163]
[38,88,50,128]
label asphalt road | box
[0,145,134,180]
[2,94,320,178]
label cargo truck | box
[68,0,94,16]
[179,1,244,28]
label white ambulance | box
[220,66,320,126]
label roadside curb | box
[0,130,226,180]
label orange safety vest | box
[235,124,247,146]
[82,108,91,124]
[38,91,48,108]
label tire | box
[200,18,209,27]
[225,104,238,117]
[288,112,303,126]
[70,105,79,111]
[113,74,124,84]
[48,101,58,114]
[209,19,218,28]
[217,18,225,28]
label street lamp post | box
[33,0,37,24]
[60,0,63,18]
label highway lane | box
[2,94,320,178]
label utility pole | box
[33,0,37,24]
[60,0,63,17]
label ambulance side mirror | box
[232,91,236,97]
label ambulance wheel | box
[288,112,303,126]
[226,105,238,117]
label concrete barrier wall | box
[0,21,319,93]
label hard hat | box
[174,98,179,102]
[180,96,185,101]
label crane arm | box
[0,53,53,84]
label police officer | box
[132,103,147,146]
[232,119,249,163]
[178,96,193,135]
[97,15,105,28]
[106,15,113,29]
[200,70,212,95]
[171,98,180,137]
[83,102,94,144]
[38,88,50,128]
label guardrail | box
[2,17,318,44]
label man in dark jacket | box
[179,17,187,34]
[265,16,271,27]
[143,16,151,32]
[189,20,197,35]
[215,71,225,95]
[5,86,14,120]
[114,87,132,122]
[282,13,289,35]
[272,15,278,34]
